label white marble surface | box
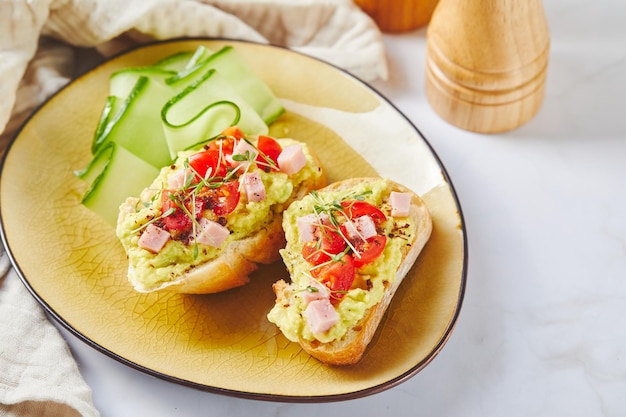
[55,0,626,415]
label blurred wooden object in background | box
[354,0,439,32]
[425,0,550,133]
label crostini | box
[267,177,432,365]
[116,126,325,294]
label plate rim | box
[0,37,468,402]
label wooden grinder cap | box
[425,0,550,133]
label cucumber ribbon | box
[76,45,285,227]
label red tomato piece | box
[301,241,327,265]
[220,126,244,140]
[341,200,387,224]
[161,190,192,231]
[352,234,387,268]
[301,227,347,265]
[311,254,356,301]
[188,148,227,179]
[338,200,388,267]
[161,180,240,231]
[206,136,235,154]
[204,181,240,216]
[256,135,282,171]
[189,135,236,180]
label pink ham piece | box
[344,215,377,240]
[277,144,306,175]
[390,191,412,217]
[167,168,187,189]
[195,218,230,247]
[296,212,330,242]
[138,224,171,253]
[242,172,266,202]
[303,298,339,334]
[299,279,330,304]
[228,139,258,168]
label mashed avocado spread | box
[116,137,321,291]
[267,178,416,344]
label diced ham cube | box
[303,299,339,334]
[242,172,266,202]
[277,144,306,175]
[390,191,412,217]
[195,218,230,247]
[227,138,258,168]
[296,213,330,242]
[167,168,187,189]
[138,224,171,253]
[299,279,330,304]
[344,215,377,240]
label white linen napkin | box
[0,253,99,417]
[0,1,387,416]
[0,0,388,139]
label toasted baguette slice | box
[118,199,287,294]
[116,133,325,294]
[268,177,432,365]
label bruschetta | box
[267,177,432,365]
[116,126,325,293]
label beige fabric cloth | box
[0,1,386,416]
[0,0,388,141]
[0,253,96,417]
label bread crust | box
[272,177,432,365]
[118,140,325,294]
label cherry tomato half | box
[311,254,356,301]
[191,127,249,179]
[352,234,387,268]
[256,135,282,171]
[341,200,386,224]
[187,134,237,180]
[199,181,240,216]
[206,135,235,154]
[188,148,228,179]
[160,190,199,230]
[301,227,347,265]
[161,180,240,231]
[220,126,244,140]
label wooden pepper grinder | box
[425,0,550,133]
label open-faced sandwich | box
[267,177,432,365]
[116,126,325,293]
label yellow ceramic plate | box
[0,39,466,401]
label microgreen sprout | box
[308,192,362,258]
[311,248,351,270]
[130,207,176,234]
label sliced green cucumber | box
[95,76,173,168]
[92,96,119,153]
[164,46,213,80]
[164,45,214,86]
[109,67,175,99]
[74,141,111,183]
[161,69,268,157]
[80,143,159,227]
[78,44,285,227]
[166,46,284,124]
[204,46,284,125]
[153,51,196,72]
[162,100,241,153]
